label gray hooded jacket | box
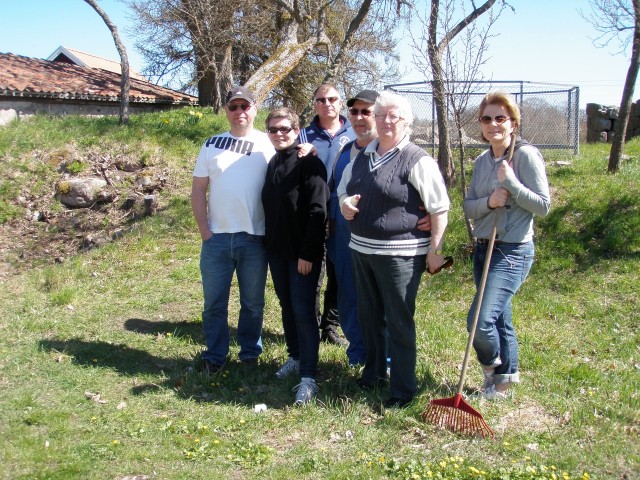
[463,139,551,243]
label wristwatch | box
[430,248,443,255]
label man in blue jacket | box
[299,83,355,346]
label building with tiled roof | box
[47,46,146,80]
[0,51,198,119]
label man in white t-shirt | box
[191,85,275,373]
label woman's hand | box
[488,187,510,209]
[497,159,514,183]
[340,194,361,220]
[298,258,312,275]
[427,251,444,274]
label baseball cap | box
[226,85,255,104]
[346,89,379,107]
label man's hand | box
[297,143,317,157]
[416,205,431,232]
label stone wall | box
[586,101,640,143]
[0,97,185,124]
[586,103,618,143]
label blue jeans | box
[268,253,322,379]
[327,216,366,365]
[199,232,267,365]
[467,241,534,385]
[351,250,426,401]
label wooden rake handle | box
[456,134,517,395]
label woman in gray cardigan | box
[463,91,551,400]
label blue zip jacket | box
[298,114,354,182]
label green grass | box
[1,110,639,479]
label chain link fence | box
[385,81,580,155]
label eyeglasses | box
[374,113,403,122]
[267,126,294,134]
[349,108,373,117]
[227,103,252,112]
[479,115,511,125]
[314,96,340,105]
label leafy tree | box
[128,0,404,113]
[582,0,640,173]
[84,0,131,124]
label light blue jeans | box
[467,241,534,385]
[199,232,267,365]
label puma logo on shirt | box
[205,135,255,155]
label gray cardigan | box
[463,142,551,243]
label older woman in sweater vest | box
[338,91,450,408]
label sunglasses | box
[479,115,511,125]
[315,96,340,104]
[227,103,252,112]
[267,126,294,134]
[349,108,373,117]
[428,256,454,275]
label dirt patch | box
[492,400,559,435]
[0,144,171,277]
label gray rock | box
[0,109,18,126]
[56,177,108,208]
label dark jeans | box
[351,250,426,401]
[269,253,322,379]
[467,241,534,385]
[316,254,340,331]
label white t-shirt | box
[193,129,275,235]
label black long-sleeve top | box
[262,141,329,262]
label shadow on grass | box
[123,317,284,346]
[37,335,443,413]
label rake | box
[422,134,517,438]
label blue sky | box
[0,0,631,110]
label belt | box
[477,238,501,244]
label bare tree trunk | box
[425,0,496,185]
[246,39,318,105]
[609,0,640,173]
[84,0,130,125]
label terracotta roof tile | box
[0,52,197,105]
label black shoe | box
[202,359,224,374]
[383,397,413,409]
[240,357,258,366]
[321,328,348,346]
[356,377,388,391]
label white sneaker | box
[293,377,318,405]
[275,357,300,379]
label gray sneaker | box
[479,384,513,401]
[293,377,318,405]
[275,357,300,379]
[481,368,495,391]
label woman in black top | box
[262,107,329,405]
